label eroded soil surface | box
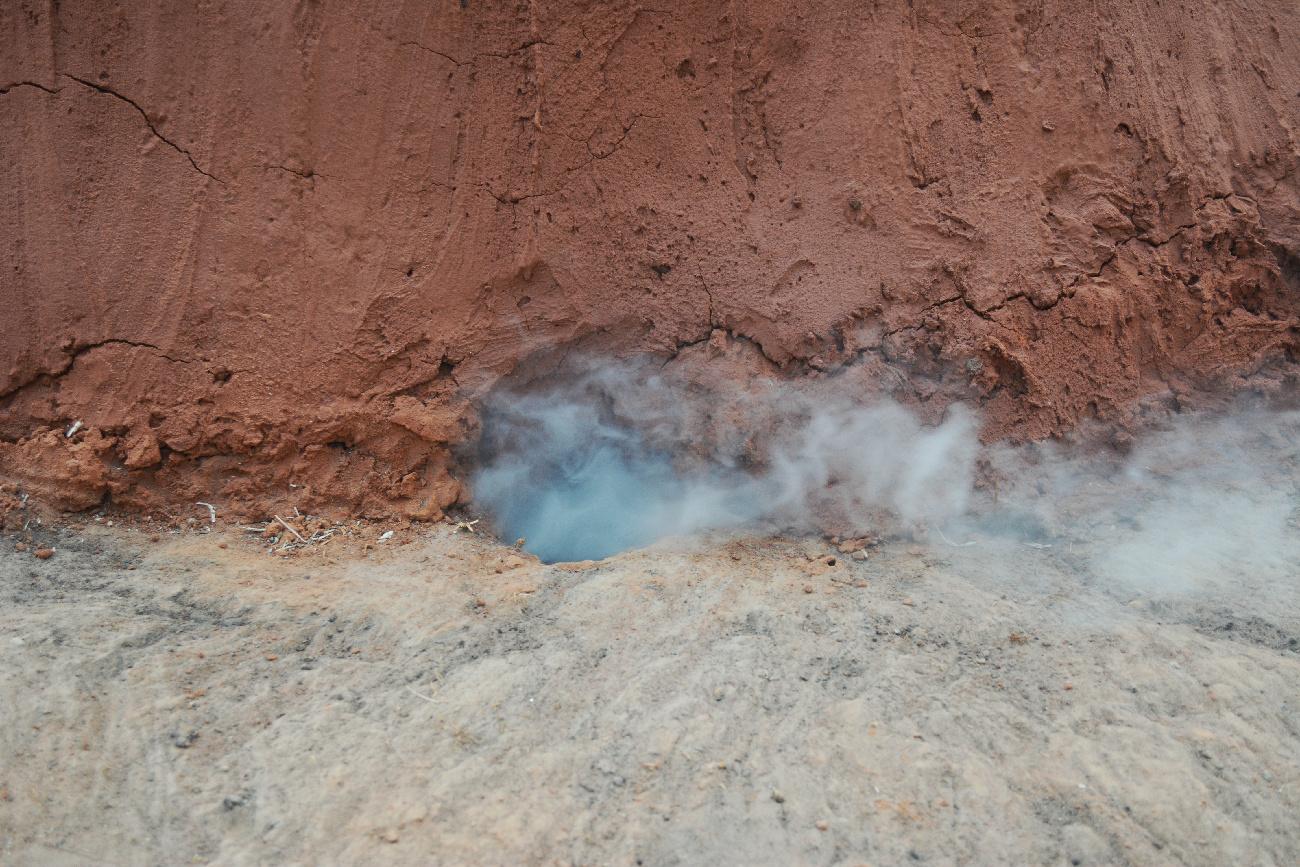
[2,511,1298,865]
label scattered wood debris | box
[241,510,351,554]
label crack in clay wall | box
[1,0,1298,520]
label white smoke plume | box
[471,355,1299,629]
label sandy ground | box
[1,497,1298,867]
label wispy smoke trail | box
[983,409,1300,597]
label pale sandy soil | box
[2,500,1298,866]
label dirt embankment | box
[3,0,1299,520]
[3,516,1299,865]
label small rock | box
[815,819,830,831]
[771,790,785,804]
[379,530,394,541]
[170,730,199,749]
[1042,120,1056,131]
[33,548,54,560]
[14,542,28,552]
[802,584,815,594]
[851,549,868,562]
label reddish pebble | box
[33,548,54,560]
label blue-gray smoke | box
[470,362,977,563]
[471,399,748,562]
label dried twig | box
[195,502,217,524]
[405,684,436,704]
[274,515,307,543]
[935,528,977,548]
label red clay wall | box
[2,1,1298,519]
